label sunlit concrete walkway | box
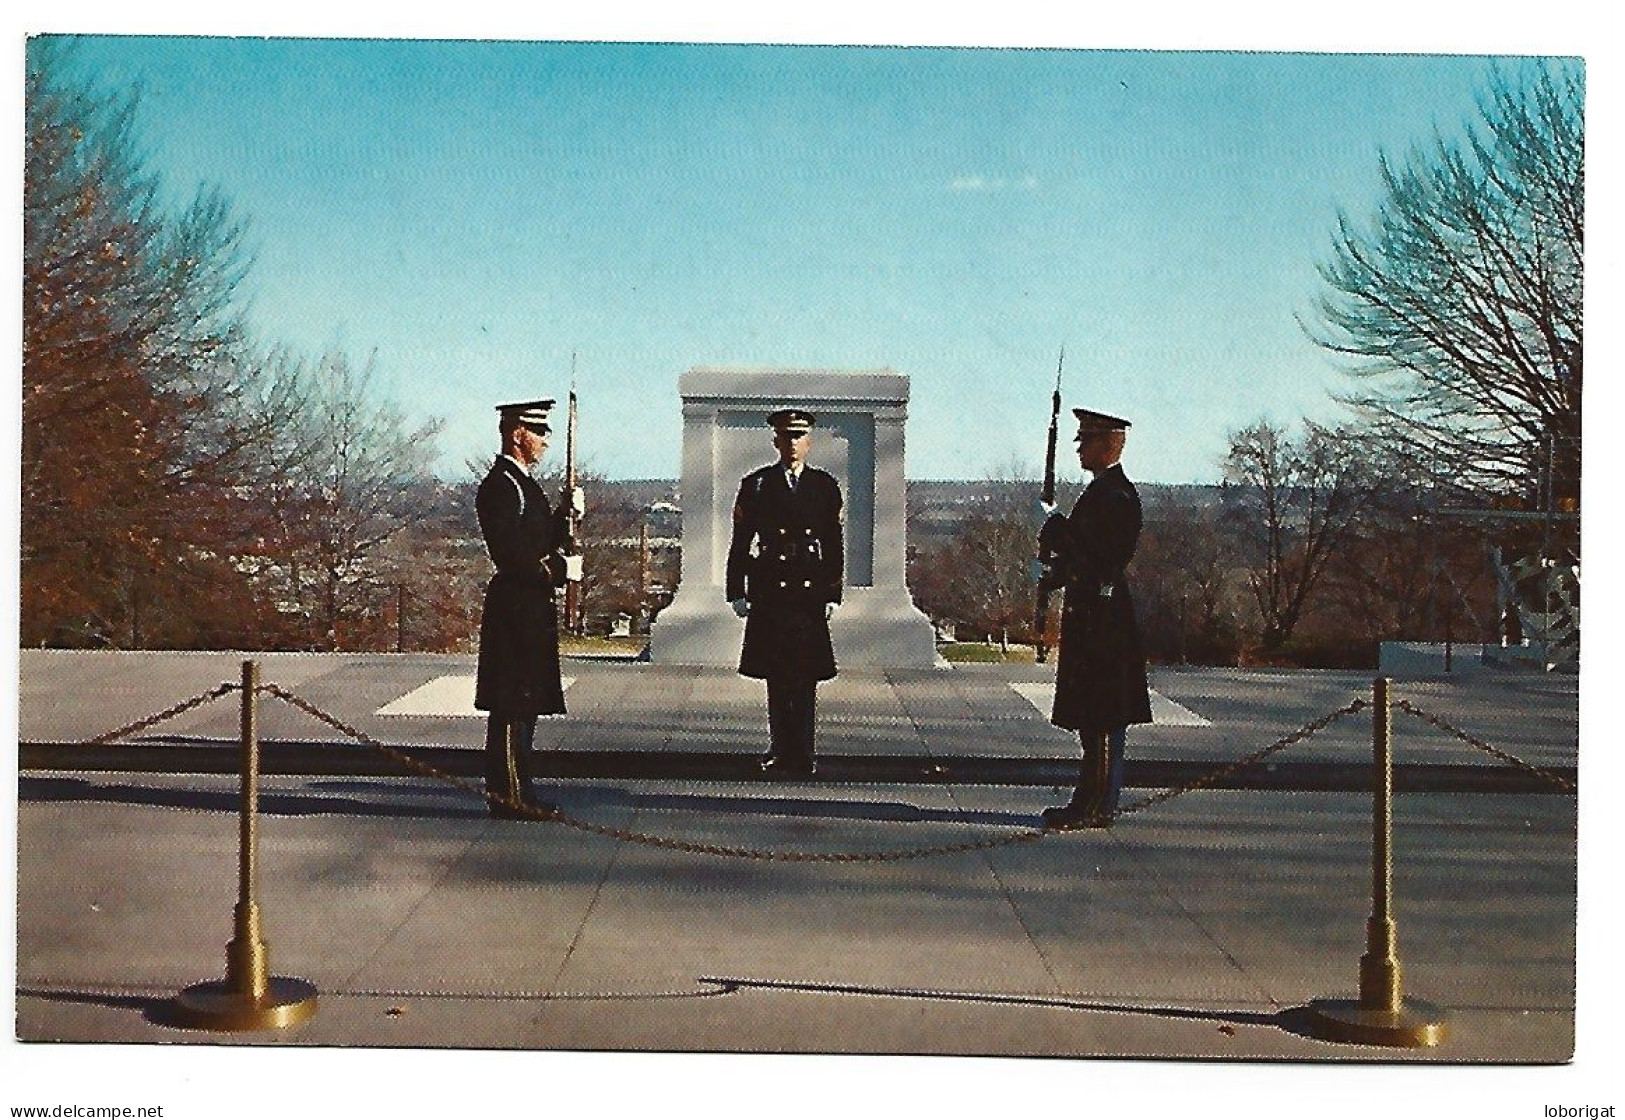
[14,651,1578,1060]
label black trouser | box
[484,712,539,807]
[1074,727,1127,815]
[765,677,818,768]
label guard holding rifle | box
[727,408,844,777]
[473,398,585,819]
[1033,406,1153,829]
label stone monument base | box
[650,585,943,670]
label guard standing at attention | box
[1033,407,1153,829]
[474,399,585,819]
[726,408,844,776]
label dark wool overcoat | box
[1046,463,1154,732]
[474,457,571,716]
[726,463,844,682]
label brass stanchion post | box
[1301,678,1447,1047]
[171,660,319,1030]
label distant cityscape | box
[579,479,1228,545]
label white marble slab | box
[377,674,575,718]
[1009,682,1210,726]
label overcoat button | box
[803,580,811,588]
[779,581,787,588]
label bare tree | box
[1311,61,1582,515]
[905,458,1090,650]
[359,484,490,653]
[1134,506,1243,664]
[938,475,1042,651]
[527,464,648,636]
[941,509,1037,651]
[253,350,443,648]
[1223,420,1381,650]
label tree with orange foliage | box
[23,41,297,647]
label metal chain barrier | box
[1108,698,1371,821]
[75,677,1378,858]
[86,682,241,745]
[1392,698,1577,793]
[256,682,1047,862]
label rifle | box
[1033,347,1065,663]
[563,361,582,634]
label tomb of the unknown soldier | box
[648,366,940,669]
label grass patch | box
[937,642,1038,664]
[559,634,648,656]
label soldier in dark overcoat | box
[474,399,584,819]
[726,409,844,776]
[1034,407,1153,829]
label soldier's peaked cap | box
[496,399,555,429]
[1072,407,1131,432]
[767,408,816,434]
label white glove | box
[563,554,584,582]
[730,597,750,619]
[1031,498,1056,529]
[564,486,586,517]
[825,602,837,621]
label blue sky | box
[44,37,1557,483]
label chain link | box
[1106,698,1370,821]
[58,676,1572,864]
[85,682,241,745]
[88,678,1376,855]
[1393,698,1577,793]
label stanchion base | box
[170,977,319,1032]
[1300,997,1448,1048]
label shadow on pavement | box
[18,775,1055,830]
[699,975,1337,1040]
[13,984,196,1031]
[20,978,1339,1045]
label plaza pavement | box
[13,650,1579,1062]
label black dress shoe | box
[1041,803,1109,831]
